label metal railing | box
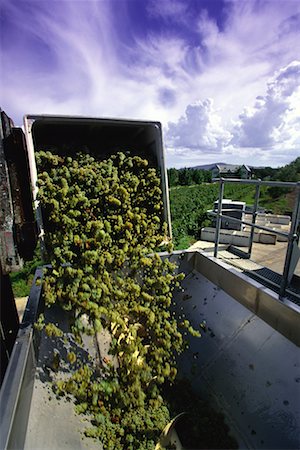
[210,178,300,299]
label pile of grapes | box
[36,150,200,449]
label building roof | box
[215,164,251,173]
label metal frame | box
[0,267,43,450]
[211,177,300,299]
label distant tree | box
[252,166,278,180]
[203,170,212,183]
[192,169,204,184]
[168,168,179,187]
[268,157,300,198]
[168,167,212,186]
[276,157,300,182]
[178,168,193,185]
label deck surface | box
[189,240,300,276]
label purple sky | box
[1,0,300,168]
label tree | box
[167,168,179,187]
[252,166,278,180]
[268,157,300,198]
[192,169,204,184]
[178,168,193,186]
[276,157,300,182]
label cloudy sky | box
[1,0,300,168]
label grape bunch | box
[36,150,200,449]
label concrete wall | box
[201,227,277,246]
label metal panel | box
[23,306,101,450]
[174,254,300,449]
[2,127,37,261]
[0,265,19,385]
[0,328,36,450]
[0,268,43,449]
[193,250,300,346]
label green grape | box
[45,323,63,337]
[67,351,77,364]
[36,149,200,448]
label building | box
[211,164,251,179]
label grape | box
[36,150,200,449]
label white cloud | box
[147,0,188,21]
[1,0,300,168]
[166,61,300,168]
[166,98,231,151]
[1,1,189,125]
[231,61,300,150]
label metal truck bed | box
[1,250,299,449]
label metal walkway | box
[242,266,300,307]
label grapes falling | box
[36,150,200,449]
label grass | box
[259,186,292,214]
[9,272,33,298]
[174,235,196,250]
[9,250,42,298]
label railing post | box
[280,183,300,298]
[214,179,225,258]
[248,181,261,258]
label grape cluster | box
[36,150,200,449]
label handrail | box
[208,211,290,238]
[212,178,299,188]
[210,178,300,300]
